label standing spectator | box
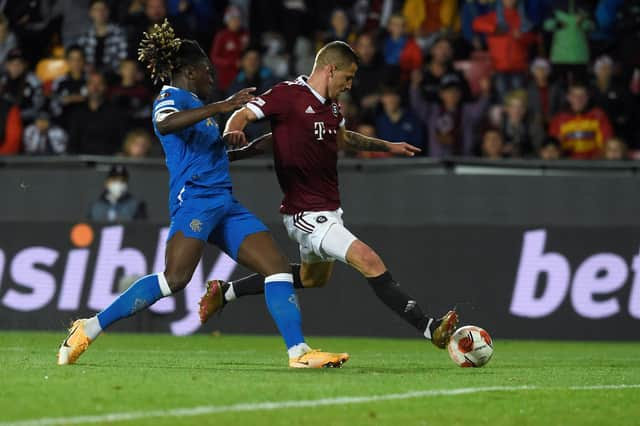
[603,137,628,160]
[539,136,562,160]
[109,59,152,131]
[0,95,22,155]
[526,57,565,127]
[77,0,128,77]
[50,0,91,47]
[323,9,354,44]
[68,72,126,155]
[500,89,544,157]
[473,0,537,100]
[410,71,491,157]
[419,36,471,102]
[0,49,45,124]
[22,110,68,155]
[383,14,423,80]
[544,2,594,84]
[120,128,153,158]
[461,0,495,50]
[403,0,460,46]
[351,32,391,112]
[50,45,88,129]
[352,0,396,34]
[376,84,424,153]
[88,165,147,222]
[549,81,613,159]
[480,127,505,159]
[209,5,249,93]
[0,14,17,68]
[590,55,636,146]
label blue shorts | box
[167,192,268,260]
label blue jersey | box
[152,85,232,215]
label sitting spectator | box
[383,14,422,80]
[410,71,491,157]
[473,0,537,100]
[419,36,471,102]
[590,55,636,146]
[120,128,153,158]
[375,84,424,153]
[0,94,22,155]
[549,81,613,159]
[210,5,249,93]
[0,13,17,68]
[50,45,88,129]
[526,57,565,128]
[0,49,45,124]
[109,58,152,130]
[323,9,354,44]
[539,136,562,160]
[603,137,628,161]
[461,0,495,50]
[22,110,68,155]
[68,71,126,155]
[481,128,505,159]
[88,165,147,222]
[77,0,128,77]
[355,121,392,159]
[500,89,544,157]
[350,32,390,112]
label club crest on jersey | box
[156,92,170,101]
[330,103,339,117]
[190,219,202,233]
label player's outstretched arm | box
[156,88,255,135]
[227,133,273,162]
[338,128,421,157]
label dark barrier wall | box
[1,222,638,340]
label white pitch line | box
[1,384,638,426]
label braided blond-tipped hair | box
[138,19,182,84]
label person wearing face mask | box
[87,165,147,222]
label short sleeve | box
[152,90,183,124]
[246,84,289,120]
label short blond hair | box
[314,41,358,71]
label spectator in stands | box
[88,165,147,222]
[261,32,289,79]
[77,0,128,77]
[323,9,354,44]
[403,0,460,47]
[68,71,126,155]
[603,137,628,161]
[614,0,640,74]
[419,36,471,103]
[166,0,215,49]
[461,0,494,50]
[549,81,613,159]
[0,94,22,155]
[293,36,315,76]
[590,55,636,146]
[539,136,562,160]
[350,32,389,113]
[124,0,168,59]
[500,89,544,157]
[383,14,422,80]
[376,84,424,153]
[352,0,395,34]
[526,57,565,128]
[355,121,392,159]
[480,127,505,159]
[50,45,88,129]
[51,0,91,47]
[0,14,17,68]
[120,128,153,158]
[410,71,491,157]
[0,49,45,124]
[210,5,249,93]
[109,59,152,131]
[473,0,537,101]
[22,109,68,155]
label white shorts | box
[282,208,358,264]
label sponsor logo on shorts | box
[316,216,327,224]
[190,219,202,233]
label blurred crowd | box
[0,0,639,161]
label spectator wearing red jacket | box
[209,6,249,93]
[549,82,613,159]
[383,14,422,81]
[473,0,537,100]
[0,96,22,154]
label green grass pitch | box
[1,332,639,426]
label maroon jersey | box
[246,76,345,214]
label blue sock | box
[264,273,305,349]
[97,273,171,330]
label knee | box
[352,245,385,276]
[164,269,192,293]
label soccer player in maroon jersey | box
[200,41,458,349]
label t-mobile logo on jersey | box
[314,121,325,141]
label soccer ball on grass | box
[447,325,494,368]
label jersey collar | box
[297,76,327,104]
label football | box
[447,325,494,368]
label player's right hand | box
[223,87,256,112]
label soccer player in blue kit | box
[57,20,349,369]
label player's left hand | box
[223,130,248,148]
[388,142,421,157]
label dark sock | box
[367,271,431,332]
[230,264,304,298]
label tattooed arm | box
[337,127,421,156]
